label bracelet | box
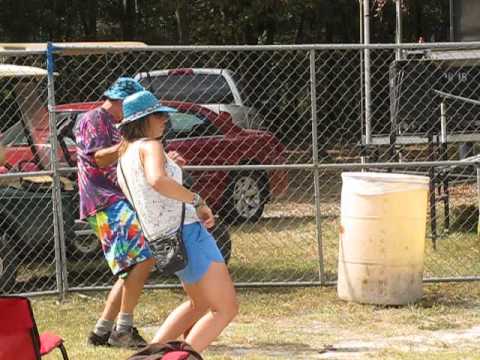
[192,193,205,209]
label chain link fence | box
[1,43,480,297]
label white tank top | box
[117,139,198,239]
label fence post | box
[363,0,372,146]
[477,166,480,237]
[309,49,325,285]
[47,43,68,301]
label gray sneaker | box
[87,331,111,347]
[107,327,147,349]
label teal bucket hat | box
[103,77,144,100]
[119,90,177,128]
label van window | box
[141,74,235,104]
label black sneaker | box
[107,327,147,349]
[87,331,111,347]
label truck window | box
[167,111,221,138]
[141,74,235,104]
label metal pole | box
[47,42,68,301]
[310,49,325,285]
[363,0,372,146]
[395,0,403,60]
[440,101,447,144]
[477,166,480,237]
[359,0,366,164]
[440,101,450,233]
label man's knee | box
[135,257,156,271]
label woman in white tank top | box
[117,91,238,353]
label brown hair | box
[119,116,150,143]
[118,116,150,156]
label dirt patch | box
[143,323,480,359]
[318,326,480,359]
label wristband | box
[192,193,205,209]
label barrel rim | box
[341,171,430,185]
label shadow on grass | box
[208,342,342,356]
[232,216,316,233]
[228,260,321,283]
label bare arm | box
[94,142,123,168]
[141,140,215,228]
[0,144,5,166]
[94,142,186,168]
[141,140,195,203]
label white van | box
[135,68,261,128]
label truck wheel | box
[68,233,101,260]
[223,171,268,223]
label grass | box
[15,199,480,290]
[12,177,480,358]
[34,283,480,359]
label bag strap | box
[118,151,185,241]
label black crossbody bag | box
[119,159,188,275]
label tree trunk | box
[175,0,190,44]
[121,0,137,40]
[79,0,98,39]
[295,9,306,44]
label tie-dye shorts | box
[87,199,153,278]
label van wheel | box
[0,231,18,294]
[210,221,232,264]
[68,233,101,260]
[223,171,268,223]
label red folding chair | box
[0,296,69,360]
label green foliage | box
[0,0,450,44]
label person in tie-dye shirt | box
[75,78,155,349]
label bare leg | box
[99,278,124,321]
[185,262,238,352]
[152,263,237,348]
[151,299,208,343]
[121,258,156,313]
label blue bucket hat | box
[119,90,177,128]
[103,77,144,100]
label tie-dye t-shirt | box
[74,107,126,219]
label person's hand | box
[196,205,215,229]
[167,151,186,167]
[0,144,5,166]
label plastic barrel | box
[337,172,429,305]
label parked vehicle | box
[55,100,288,223]
[1,102,238,287]
[135,68,262,129]
[0,64,101,292]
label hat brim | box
[103,89,129,100]
[117,104,177,128]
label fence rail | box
[1,43,480,298]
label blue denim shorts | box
[175,222,225,284]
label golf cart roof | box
[0,64,48,78]
[0,42,147,55]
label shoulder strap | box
[119,155,185,240]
